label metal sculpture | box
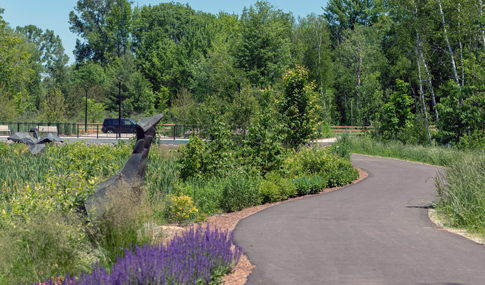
[83,113,164,217]
[7,127,64,155]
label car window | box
[130,119,136,125]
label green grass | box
[435,154,485,235]
[347,136,463,166]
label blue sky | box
[0,0,328,65]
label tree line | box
[1,0,485,145]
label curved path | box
[234,154,485,284]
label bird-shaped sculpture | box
[82,113,164,218]
[7,127,64,155]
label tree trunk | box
[417,31,439,126]
[416,44,433,146]
[438,0,459,84]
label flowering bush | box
[167,195,198,225]
[39,225,242,284]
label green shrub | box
[293,175,327,196]
[308,175,327,194]
[457,131,485,150]
[331,133,352,160]
[293,176,312,195]
[166,195,198,225]
[0,211,94,284]
[172,177,224,216]
[326,167,358,188]
[283,146,358,187]
[265,172,297,199]
[220,170,262,212]
[260,180,281,204]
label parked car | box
[102,118,137,133]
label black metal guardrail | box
[0,122,200,140]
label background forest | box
[2,0,485,145]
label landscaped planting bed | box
[0,133,358,284]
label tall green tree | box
[105,53,156,116]
[381,79,414,139]
[293,13,333,123]
[323,0,382,46]
[278,65,320,149]
[334,25,386,125]
[0,11,33,116]
[105,0,132,59]
[69,0,115,63]
[235,1,292,88]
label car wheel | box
[107,129,114,134]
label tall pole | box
[118,78,122,139]
[84,85,88,134]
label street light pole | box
[117,76,123,139]
[84,85,88,134]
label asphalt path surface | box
[234,154,485,285]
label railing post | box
[77,124,79,139]
[97,124,99,139]
[173,125,176,140]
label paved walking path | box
[234,154,485,284]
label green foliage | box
[260,180,280,204]
[292,175,327,196]
[0,16,33,116]
[172,177,224,216]
[381,80,414,140]
[177,122,237,180]
[242,105,285,176]
[41,86,67,122]
[79,99,107,123]
[333,25,385,126]
[265,171,297,200]
[85,194,154,270]
[220,169,262,213]
[436,82,485,145]
[457,131,485,150]
[279,65,320,149]
[282,145,358,187]
[105,53,156,116]
[331,132,352,160]
[236,1,292,88]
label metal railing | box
[0,122,199,140]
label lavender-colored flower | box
[38,225,242,285]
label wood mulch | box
[161,168,368,285]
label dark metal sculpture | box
[7,127,64,155]
[83,113,164,217]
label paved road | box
[234,154,485,285]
